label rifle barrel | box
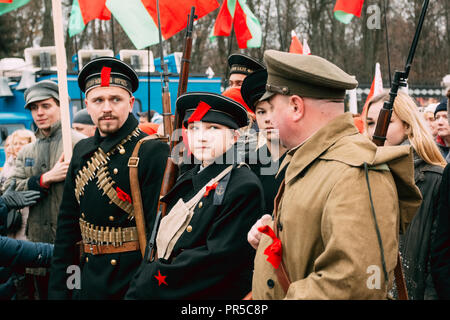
[406,0,429,70]
[371,0,429,147]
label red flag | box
[361,63,383,117]
[211,0,261,49]
[334,0,364,23]
[289,30,303,54]
[334,0,364,18]
[211,0,233,36]
[143,0,220,41]
[0,1,13,4]
[78,0,111,24]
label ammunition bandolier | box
[48,114,169,299]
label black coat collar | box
[78,113,139,158]
[161,145,238,204]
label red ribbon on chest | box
[203,182,218,198]
[116,186,132,204]
[258,225,282,269]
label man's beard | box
[97,114,120,135]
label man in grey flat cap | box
[72,108,96,137]
[5,80,85,299]
[248,50,422,300]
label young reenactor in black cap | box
[227,53,265,161]
[126,92,264,299]
[48,57,169,299]
[227,53,265,89]
[241,68,288,217]
[249,50,422,299]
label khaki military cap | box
[260,50,358,101]
[24,80,60,109]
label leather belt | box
[83,241,140,255]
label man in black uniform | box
[48,57,169,299]
[227,53,265,161]
[227,53,265,89]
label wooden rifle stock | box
[372,107,392,147]
[162,6,196,203]
[148,7,197,262]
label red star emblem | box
[154,270,168,286]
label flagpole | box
[147,45,151,121]
[225,25,235,88]
[74,35,84,109]
[383,0,392,87]
[111,15,116,56]
[156,0,172,136]
[51,0,72,161]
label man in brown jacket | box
[249,50,422,299]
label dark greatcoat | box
[0,236,53,300]
[431,163,450,299]
[399,149,442,299]
[245,143,286,215]
[125,147,265,299]
[48,114,169,300]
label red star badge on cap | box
[155,270,168,286]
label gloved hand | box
[1,180,41,210]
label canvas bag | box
[156,165,233,260]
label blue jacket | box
[0,198,9,235]
[0,199,54,299]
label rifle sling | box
[129,134,161,258]
[271,173,409,300]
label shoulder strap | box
[272,180,291,294]
[364,162,408,300]
[364,163,408,300]
[128,134,161,258]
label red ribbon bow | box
[258,225,282,269]
[203,182,218,198]
[116,186,132,204]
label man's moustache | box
[99,115,117,120]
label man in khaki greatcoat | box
[249,50,422,299]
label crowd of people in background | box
[0,50,449,301]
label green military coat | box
[252,113,422,299]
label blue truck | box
[0,52,222,169]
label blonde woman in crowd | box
[4,129,36,240]
[1,130,36,188]
[0,135,15,187]
[11,130,36,159]
[365,91,446,300]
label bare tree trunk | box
[41,0,54,46]
[275,0,285,50]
